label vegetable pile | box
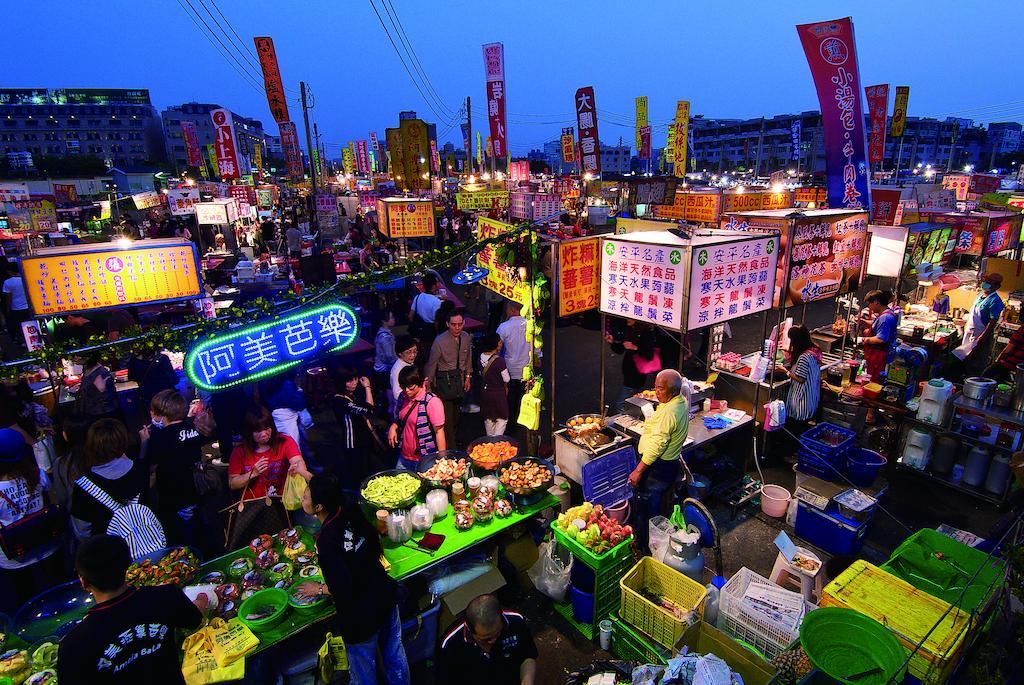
[469,441,517,469]
[556,502,633,555]
[126,548,200,587]
[498,460,551,493]
[361,472,421,508]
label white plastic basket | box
[718,567,816,661]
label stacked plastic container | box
[796,423,856,481]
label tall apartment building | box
[0,88,165,168]
[161,102,276,173]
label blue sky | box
[7,0,1024,154]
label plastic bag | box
[648,516,677,563]
[181,618,258,685]
[282,473,307,511]
[518,393,541,431]
[317,631,349,682]
[527,540,572,603]
[764,400,786,432]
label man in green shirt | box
[629,369,689,554]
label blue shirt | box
[872,310,898,345]
[974,292,1005,327]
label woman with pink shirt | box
[387,366,446,471]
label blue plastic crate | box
[401,599,440,666]
[797,452,838,481]
[582,443,638,509]
[798,423,856,458]
[794,502,869,555]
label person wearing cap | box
[0,427,62,613]
[57,535,207,685]
[953,272,1005,374]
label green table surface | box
[382,493,559,581]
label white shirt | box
[3,276,28,311]
[412,292,442,324]
[497,316,536,380]
[0,469,57,569]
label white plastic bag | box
[527,540,573,603]
[764,400,786,431]
[648,515,677,563]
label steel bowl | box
[359,469,422,511]
[467,435,522,472]
[416,450,471,489]
[495,456,555,496]
[963,377,996,401]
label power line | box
[202,0,300,95]
[379,0,455,116]
[175,0,264,94]
[182,0,265,87]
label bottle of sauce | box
[375,509,389,535]
[451,482,466,504]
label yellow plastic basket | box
[821,560,972,685]
[619,556,707,649]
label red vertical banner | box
[482,42,507,159]
[210,108,241,179]
[575,86,601,174]
[639,125,651,160]
[356,140,370,175]
[180,121,202,166]
[279,121,304,179]
[429,139,439,174]
[865,84,889,165]
[253,37,290,124]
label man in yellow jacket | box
[629,369,689,553]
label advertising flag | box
[635,96,648,152]
[673,100,690,179]
[278,121,304,179]
[476,131,483,168]
[791,120,802,161]
[561,127,576,164]
[575,86,601,174]
[205,144,219,178]
[253,37,290,124]
[356,140,370,175]
[482,42,508,159]
[891,86,910,137]
[796,17,871,211]
[210,108,241,179]
[865,84,889,165]
[639,125,651,161]
[252,141,263,173]
[369,131,381,171]
[429,139,439,174]
[180,121,202,167]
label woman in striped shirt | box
[778,325,821,439]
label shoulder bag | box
[433,335,466,400]
[0,488,64,560]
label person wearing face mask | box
[953,272,1005,375]
[856,290,899,383]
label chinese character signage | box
[342,148,355,176]
[186,302,359,392]
[21,241,202,316]
[253,37,290,124]
[575,86,601,174]
[791,120,802,161]
[865,84,888,165]
[891,86,909,138]
[942,174,970,202]
[167,188,201,216]
[786,212,868,306]
[688,236,779,329]
[627,177,679,206]
[316,194,336,214]
[356,140,370,175]
[794,187,827,204]
[279,121,304,179]
[399,118,430,191]
[674,101,690,179]
[796,18,871,212]
[205,144,219,178]
[600,237,685,328]
[210,108,241,180]
[685,192,723,223]
[228,185,256,208]
[869,188,901,225]
[476,218,530,304]
[456,190,510,212]
[970,174,1001,196]
[180,121,202,167]
[561,127,575,164]
[985,219,1014,256]
[252,141,262,173]
[916,187,954,211]
[482,42,507,159]
[377,198,435,238]
[195,199,240,225]
[635,96,648,152]
[429,139,439,174]
[0,183,30,203]
[132,191,162,210]
[52,183,78,205]
[638,125,651,161]
[558,237,601,316]
[509,160,529,183]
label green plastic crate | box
[553,542,636,639]
[553,597,594,640]
[881,528,1006,615]
[552,520,634,570]
[610,614,670,665]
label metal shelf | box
[894,462,1009,506]
[954,396,1024,427]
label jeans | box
[346,606,410,685]
[631,458,680,555]
[614,385,639,414]
[396,456,419,472]
[484,418,508,436]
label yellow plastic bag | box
[181,618,258,685]
[517,394,541,431]
[282,472,308,511]
[317,631,349,682]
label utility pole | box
[313,122,322,185]
[300,81,318,232]
[466,96,473,174]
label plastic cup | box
[598,619,613,650]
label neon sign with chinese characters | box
[185,303,359,392]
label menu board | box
[476,218,529,305]
[455,191,509,212]
[378,199,435,238]
[687,236,779,329]
[21,242,202,316]
[557,237,600,316]
[600,237,685,328]
[785,212,868,306]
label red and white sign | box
[167,188,201,216]
[482,42,507,159]
[180,121,203,167]
[254,37,290,124]
[865,84,889,166]
[279,121,304,180]
[228,185,256,207]
[509,160,530,183]
[210,109,241,179]
[869,188,901,225]
[356,140,370,175]
[575,86,601,174]
[639,125,651,161]
[429,139,439,174]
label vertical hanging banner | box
[278,121,304,179]
[369,132,381,172]
[891,86,910,138]
[476,131,483,168]
[429,139,439,174]
[865,84,889,165]
[180,121,202,167]
[561,127,576,164]
[356,140,370,175]
[673,100,690,178]
[791,120,802,161]
[635,96,648,152]
[205,144,219,178]
[575,86,601,174]
[639,125,652,161]
[210,108,241,180]
[385,128,403,179]
[482,42,508,159]
[342,148,355,176]
[253,37,290,124]
[796,17,871,211]
[665,125,675,165]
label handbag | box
[433,335,466,401]
[0,489,64,560]
[193,460,224,497]
[633,347,662,375]
[223,471,291,548]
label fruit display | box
[299,564,322,578]
[556,502,633,555]
[420,457,469,483]
[215,583,240,601]
[228,557,253,578]
[295,553,316,567]
[269,562,293,583]
[472,494,494,522]
[242,570,266,591]
[254,549,279,569]
[361,472,421,509]
[0,649,30,685]
[498,459,552,494]
[250,534,273,554]
[771,646,814,684]
[494,499,513,517]
[25,670,57,685]
[469,441,518,469]
[125,547,200,587]
[219,600,237,620]
[276,528,300,545]
[201,570,225,585]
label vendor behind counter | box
[856,290,898,383]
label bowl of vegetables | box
[287,577,330,614]
[237,588,289,632]
[467,436,521,473]
[497,457,555,497]
[416,450,471,489]
[125,547,201,587]
[360,470,422,510]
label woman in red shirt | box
[227,405,312,547]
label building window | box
[88,119,101,127]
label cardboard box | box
[439,565,506,630]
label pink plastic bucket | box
[760,485,791,518]
[606,500,630,523]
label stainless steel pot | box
[963,377,996,401]
[1012,363,1024,414]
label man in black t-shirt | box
[439,594,538,685]
[57,535,206,685]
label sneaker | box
[460,403,481,414]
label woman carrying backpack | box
[0,428,63,613]
[70,419,149,541]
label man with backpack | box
[387,366,446,471]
